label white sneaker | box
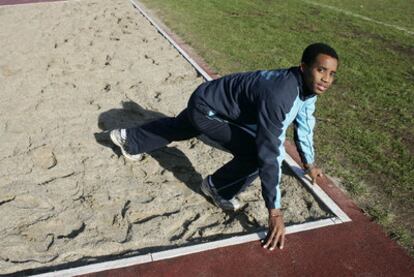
[110,129,142,161]
[201,178,240,211]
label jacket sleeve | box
[255,91,287,210]
[293,96,317,165]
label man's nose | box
[321,73,330,83]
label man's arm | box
[256,91,289,251]
[293,97,323,184]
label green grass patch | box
[139,0,414,254]
[307,0,414,30]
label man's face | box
[301,54,338,95]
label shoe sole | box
[201,180,239,211]
[110,130,142,161]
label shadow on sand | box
[94,101,204,194]
[94,100,252,212]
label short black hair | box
[301,43,339,65]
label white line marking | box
[301,0,413,35]
[152,218,337,261]
[285,155,352,222]
[151,233,265,262]
[33,254,153,277]
[33,219,338,277]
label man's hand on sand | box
[262,209,285,251]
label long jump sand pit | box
[0,0,332,274]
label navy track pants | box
[126,96,259,200]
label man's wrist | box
[268,208,283,217]
[304,163,314,170]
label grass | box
[306,0,414,30]
[138,0,414,254]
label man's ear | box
[300,62,306,73]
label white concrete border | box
[34,254,153,277]
[34,219,337,277]
[128,0,213,81]
[285,155,351,223]
[31,1,353,276]
[151,218,336,261]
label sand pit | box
[0,0,331,274]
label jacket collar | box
[292,66,315,100]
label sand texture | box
[0,0,331,274]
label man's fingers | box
[263,230,276,249]
[279,232,285,249]
[313,171,323,185]
[263,230,273,247]
[270,232,281,251]
[263,231,286,251]
[307,168,323,185]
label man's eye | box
[330,72,336,77]
[317,68,325,72]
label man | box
[110,43,339,251]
